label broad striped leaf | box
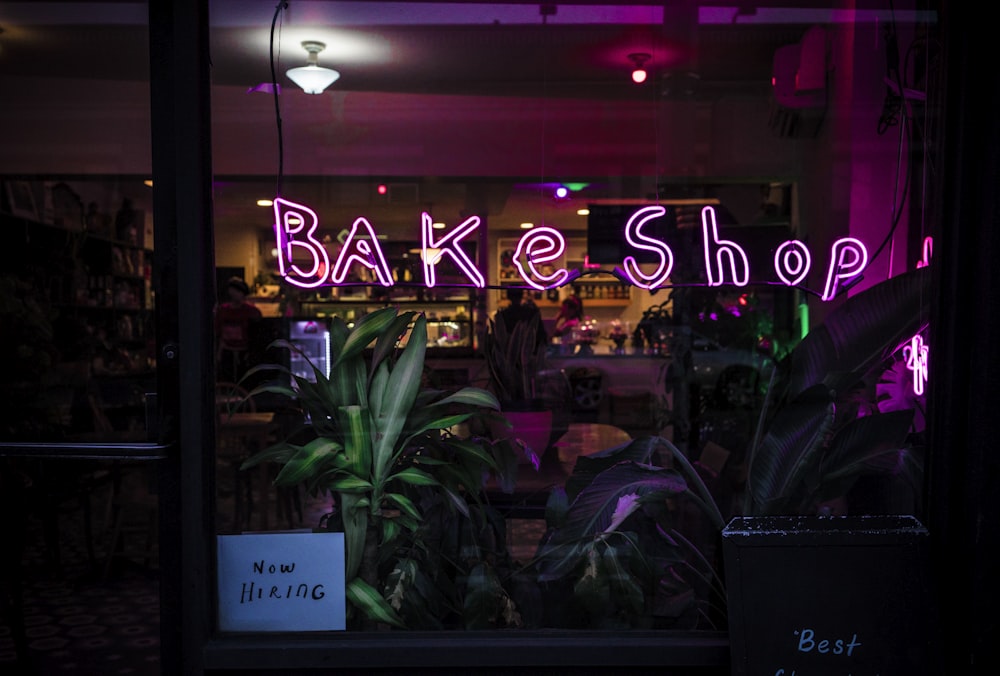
[273,437,342,486]
[372,316,427,485]
[434,387,501,411]
[240,441,296,470]
[384,492,422,521]
[337,307,399,365]
[368,361,390,422]
[338,405,372,478]
[346,578,405,628]
[340,493,368,581]
[371,311,418,375]
[388,467,439,487]
[327,475,374,493]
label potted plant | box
[482,312,567,467]
[526,435,726,629]
[240,307,522,630]
[743,266,931,517]
[722,266,937,675]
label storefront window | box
[0,6,155,444]
[208,0,939,634]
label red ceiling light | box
[629,53,651,84]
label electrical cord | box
[270,1,289,198]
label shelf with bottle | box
[298,291,476,353]
[574,280,632,306]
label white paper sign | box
[217,532,346,632]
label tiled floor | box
[0,487,161,676]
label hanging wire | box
[538,4,553,234]
[270,1,289,198]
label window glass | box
[0,4,155,444]
[209,1,939,631]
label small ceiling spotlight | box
[554,185,570,199]
[286,41,340,94]
[629,52,652,84]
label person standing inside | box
[215,277,262,383]
[496,287,548,349]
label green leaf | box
[381,518,401,546]
[328,316,350,358]
[463,563,505,629]
[747,387,835,514]
[272,437,343,486]
[372,316,427,484]
[447,438,502,471]
[337,307,399,365]
[340,493,368,581]
[368,361,390,422]
[338,405,372,479]
[371,310,418,374]
[346,578,405,628]
[240,441,296,470]
[388,467,439,487]
[327,352,367,410]
[244,380,298,403]
[434,387,501,411]
[385,492,422,521]
[327,474,374,493]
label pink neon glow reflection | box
[774,240,812,287]
[622,205,673,289]
[421,213,485,288]
[903,334,929,396]
[916,236,933,268]
[821,238,868,301]
[702,206,750,287]
[512,227,569,290]
[273,198,330,289]
[331,217,394,287]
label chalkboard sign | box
[722,516,938,676]
[217,532,346,632]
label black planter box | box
[722,515,938,676]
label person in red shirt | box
[215,277,262,383]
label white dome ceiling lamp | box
[286,41,340,94]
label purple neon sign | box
[272,198,872,300]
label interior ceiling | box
[0,1,833,234]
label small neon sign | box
[271,199,870,300]
[902,235,932,396]
[903,334,929,397]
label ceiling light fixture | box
[286,41,340,94]
[629,52,651,84]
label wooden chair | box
[215,382,300,531]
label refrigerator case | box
[288,319,331,382]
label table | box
[217,412,279,532]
